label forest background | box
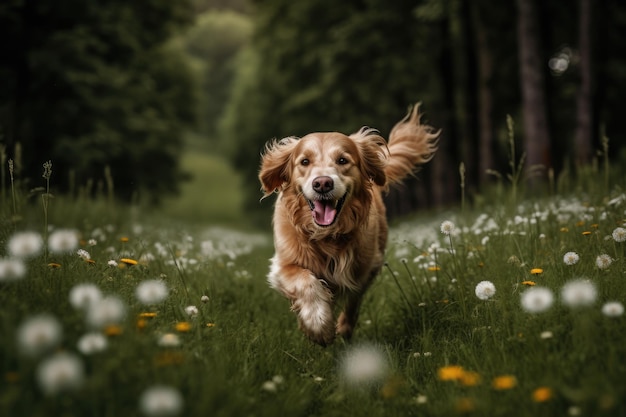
[1,0,625,225]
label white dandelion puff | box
[612,227,626,243]
[139,385,184,417]
[86,296,126,329]
[563,251,580,266]
[561,279,597,308]
[76,249,91,261]
[158,333,181,348]
[136,280,169,305]
[440,220,456,236]
[69,283,102,310]
[17,314,63,357]
[77,332,108,355]
[520,287,554,314]
[339,343,389,388]
[601,301,624,318]
[0,258,27,282]
[37,352,85,396]
[474,281,496,300]
[184,305,199,318]
[48,229,79,254]
[595,254,613,270]
[7,231,43,258]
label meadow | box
[1,151,625,417]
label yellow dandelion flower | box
[532,386,553,402]
[120,237,129,243]
[492,375,517,390]
[427,265,441,272]
[460,371,481,387]
[477,262,485,268]
[139,312,157,318]
[437,365,465,381]
[591,223,599,229]
[530,268,543,275]
[575,220,585,227]
[136,318,147,330]
[522,280,536,286]
[47,262,61,269]
[206,322,216,328]
[582,231,591,236]
[175,322,191,332]
[560,227,569,233]
[86,259,96,265]
[120,258,137,266]
[104,325,123,337]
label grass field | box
[1,153,626,417]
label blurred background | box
[1,0,625,228]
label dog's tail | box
[384,103,440,186]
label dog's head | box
[259,129,387,230]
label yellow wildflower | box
[104,325,123,337]
[582,231,592,236]
[530,268,543,275]
[175,322,191,332]
[120,237,129,243]
[427,265,441,272]
[120,258,137,266]
[206,322,216,328]
[460,371,481,387]
[532,386,553,402]
[139,312,157,318]
[47,262,61,269]
[437,365,465,381]
[522,280,536,286]
[492,375,517,390]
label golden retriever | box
[259,104,439,345]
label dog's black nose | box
[312,176,334,193]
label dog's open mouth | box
[307,194,347,227]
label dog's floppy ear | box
[350,127,388,187]
[259,136,299,199]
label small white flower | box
[0,258,27,282]
[340,344,388,387]
[415,394,428,404]
[77,332,108,354]
[595,254,613,270]
[48,229,79,254]
[136,280,169,305]
[86,296,126,328]
[184,305,199,318]
[612,227,626,243]
[261,380,277,393]
[200,295,209,303]
[69,283,102,310]
[7,231,43,258]
[88,239,98,246]
[474,281,496,300]
[602,301,624,318]
[139,385,184,417]
[76,249,91,261]
[17,314,63,357]
[561,279,597,308]
[440,220,456,236]
[540,331,553,339]
[520,287,554,314]
[107,260,118,267]
[37,352,85,396]
[563,251,580,266]
[158,333,181,348]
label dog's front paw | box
[293,298,335,346]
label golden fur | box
[259,104,439,345]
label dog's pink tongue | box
[312,200,336,226]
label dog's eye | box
[337,157,348,165]
[300,158,310,166]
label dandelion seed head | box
[77,332,108,355]
[8,231,43,258]
[158,333,181,348]
[86,296,126,329]
[440,220,456,236]
[602,301,624,317]
[76,249,91,261]
[69,283,102,310]
[520,287,554,313]
[136,280,169,305]
[474,281,496,300]
[17,314,63,357]
[563,251,580,265]
[340,344,388,387]
[48,229,79,254]
[139,385,184,417]
[612,227,626,243]
[184,305,198,318]
[0,258,27,282]
[596,254,613,269]
[37,352,85,396]
[561,279,597,308]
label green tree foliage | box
[0,0,197,202]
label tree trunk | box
[516,0,551,176]
[574,0,593,166]
[471,2,495,184]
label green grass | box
[1,160,626,416]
